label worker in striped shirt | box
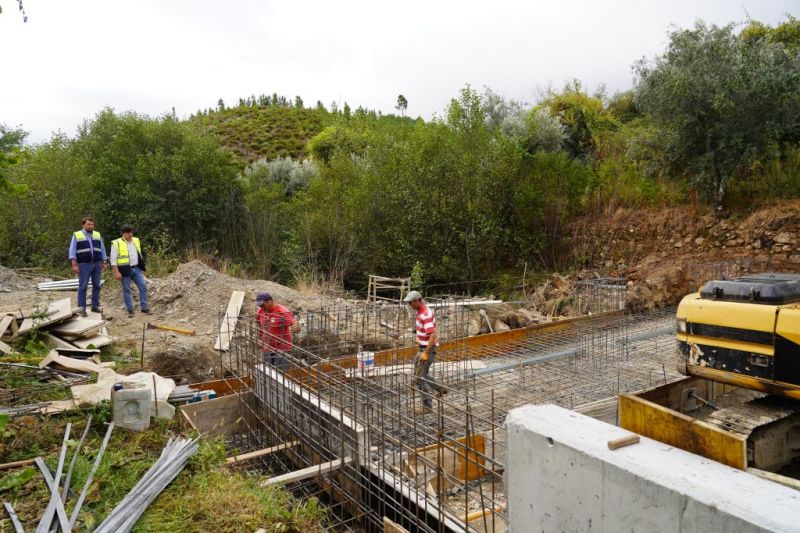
[403,290,442,414]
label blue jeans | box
[78,262,102,310]
[122,267,149,312]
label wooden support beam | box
[226,441,299,464]
[262,456,352,486]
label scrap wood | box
[0,313,14,338]
[43,332,77,349]
[38,350,113,374]
[214,290,245,351]
[225,440,300,464]
[17,298,74,335]
[0,339,14,355]
[261,456,353,486]
[71,328,112,349]
[0,458,36,471]
[49,317,105,338]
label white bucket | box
[357,351,375,372]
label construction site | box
[3,255,800,531]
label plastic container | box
[357,351,375,372]
[112,380,151,431]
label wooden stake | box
[607,434,640,450]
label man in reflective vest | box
[110,224,150,318]
[68,216,107,317]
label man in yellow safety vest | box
[110,224,150,318]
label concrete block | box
[504,404,800,533]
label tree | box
[0,124,27,196]
[294,96,304,109]
[395,94,408,116]
[635,19,800,212]
[217,98,225,111]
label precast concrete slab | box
[505,404,800,533]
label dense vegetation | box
[1,16,798,290]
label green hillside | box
[190,104,331,164]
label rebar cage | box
[221,300,682,532]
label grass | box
[0,410,327,532]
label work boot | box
[78,307,87,318]
[127,309,135,318]
[140,308,151,314]
[414,405,432,415]
[91,307,102,314]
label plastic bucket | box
[357,351,375,371]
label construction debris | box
[214,290,245,351]
[37,279,104,291]
[0,299,115,353]
[94,437,198,533]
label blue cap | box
[255,292,272,305]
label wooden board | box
[406,434,488,488]
[71,327,112,349]
[0,314,14,338]
[618,393,747,470]
[43,333,77,349]
[49,318,105,337]
[214,291,245,351]
[0,339,13,355]
[17,298,73,334]
[262,456,352,486]
[226,441,299,464]
[384,517,411,533]
[180,392,249,438]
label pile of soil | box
[0,266,35,292]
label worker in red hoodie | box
[255,292,298,370]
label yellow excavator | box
[676,273,800,400]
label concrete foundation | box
[505,404,800,533]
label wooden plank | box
[618,393,747,470]
[408,434,488,484]
[49,318,105,337]
[215,291,245,351]
[384,517,411,533]
[187,376,251,396]
[226,441,299,464]
[180,392,248,438]
[38,350,109,374]
[43,333,77,349]
[0,313,14,338]
[262,456,352,486]
[71,329,112,349]
[747,467,800,491]
[0,338,14,354]
[17,298,73,334]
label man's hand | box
[114,270,122,281]
[71,261,79,274]
[101,262,107,272]
[419,350,429,362]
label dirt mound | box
[0,266,35,292]
[149,343,218,384]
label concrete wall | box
[504,404,800,533]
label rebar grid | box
[223,301,682,532]
[575,277,627,314]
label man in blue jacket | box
[68,216,107,317]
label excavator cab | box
[676,273,800,399]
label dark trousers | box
[414,346,438,408]
[78,262,102,310]
[264,350,288,371]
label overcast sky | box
[1,0,796,142]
